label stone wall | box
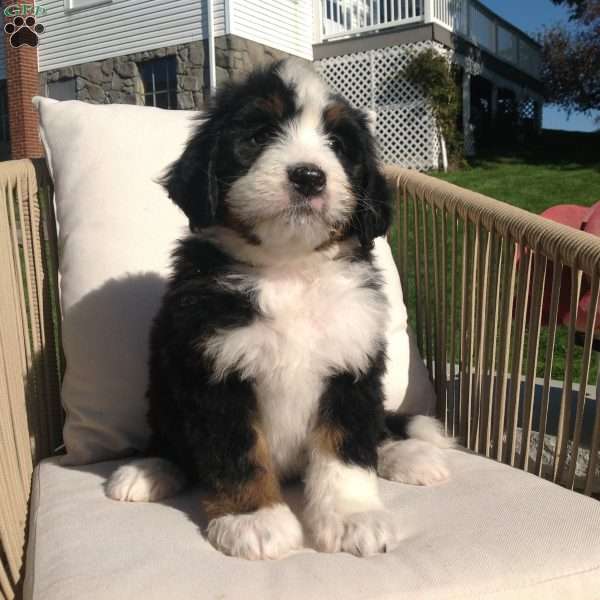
[40,42,206,109]
[39,35,301,110]
[214,35,297,85]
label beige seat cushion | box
[25,450,600,600]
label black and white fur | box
[106,60,452,560]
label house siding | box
[230,0,313,59]
[39,33,302,112]
[37,0,226,72]
[41,42,208,108]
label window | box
[47,79,77,101]
[139,57,178,110]
[64,0,112,11]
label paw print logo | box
[4,16,44,48]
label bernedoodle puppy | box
[106,59,452,560]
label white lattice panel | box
[520,97,536,122]
[316,42,446,170]
[377,104,440,167]
[318,51,373,109]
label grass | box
[394,129,600,385]
[432,130,600,213]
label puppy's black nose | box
[288,164,326,197]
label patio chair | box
[2,157,600,599]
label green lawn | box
[431,130,600,213]
[395,129,600,385]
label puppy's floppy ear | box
[161,120,221,231]
[352,113,391,248]
[363,108,377,136]
[355,158,391,248]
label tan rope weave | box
[0,160,61,600]
[387,166,600,275]
[386,166,600,496]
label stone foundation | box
[214,35,295,85]
[39,35,301,110]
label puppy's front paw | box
[342,510,401,556]
[378,439,450,486]
[309,510,400,556]
[206,503,303,560]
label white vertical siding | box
[38,0,226,72]
[231,0,313,59]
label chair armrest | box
[0,158,62,599]
[385,165,600,498]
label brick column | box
[2,1,43,159]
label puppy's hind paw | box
[105,457,186,502]
[407,415,455,449]
[378,439,450,486]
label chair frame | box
[1,159,599,599]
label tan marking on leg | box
[312,423,345,457]
[204,425,282,520]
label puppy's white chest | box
[246,262,384,386]
[204,260,386,476]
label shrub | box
[403,49,463,167]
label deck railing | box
[319,0,542,78]
[320,0,425,39]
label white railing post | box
[423,0,433,23]
[465,0,471,38]
[491,83,498,122]
[224,0,234,35]
[462,70,474,156]
[493,21,498,55]
[207,0,216,94]
[535,95,543,131]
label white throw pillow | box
[35,97,435,466]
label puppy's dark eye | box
[327,135,345,155]
[250,128,273,147]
